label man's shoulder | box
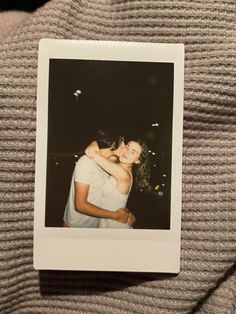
[74,154,107,184]
[73,155,97,180]
[76,155,96,169]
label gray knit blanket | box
[0,1,235,313]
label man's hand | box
[127,212,136,227]
[115,207,129,223]
[114,208,136,226]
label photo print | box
[46,58,173,230]
[34,39,184,272]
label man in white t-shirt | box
[63,130,131,228]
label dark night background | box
[46,58,174,229]
[0,1,50,12]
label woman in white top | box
[87,140,151,229]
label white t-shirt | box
[63,155,109,228]
[99,176,132,229]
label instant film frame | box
[34,39,184,272]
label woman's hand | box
[85,141,99,159]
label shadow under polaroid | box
[39,270,179,296]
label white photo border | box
[34,39,184,273]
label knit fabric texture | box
[0,0,235,313]
[0,11,30,40]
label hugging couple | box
[63,130,151,229]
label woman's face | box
[119,141,142,164]
[113,139,126,157]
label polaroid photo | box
[34,39,184,273]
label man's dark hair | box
[95,130,121,150]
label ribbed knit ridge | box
[0,11,30,40]
[197,268,236,313]
[0,0,235,313]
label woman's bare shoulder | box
[118,167,132,182]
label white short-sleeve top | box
[63,155,109,228]
[99,175,133,229]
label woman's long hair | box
[131,140,152,192]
